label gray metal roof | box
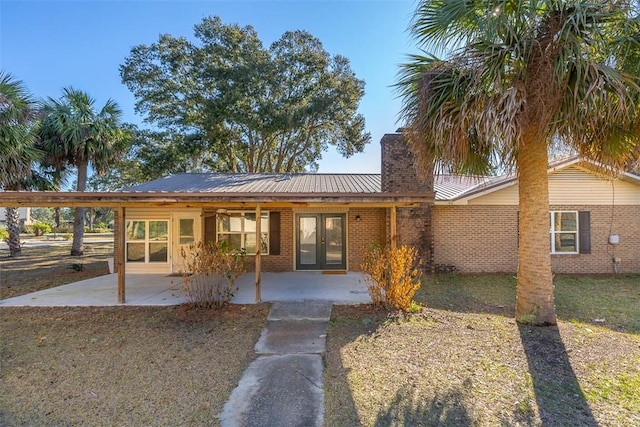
[122,173,382,194]
[433,175,493,200]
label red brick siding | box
[245,209,293,272]
[434,205,640,274]
[348,208,386,271]
[380,132,434,270]
[433,206,519,273]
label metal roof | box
[122,173,382,194]
[433,175,493,201]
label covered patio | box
[0,271,371,307]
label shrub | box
[360,243,422,311]
[180,241,247,308]
[0,227,8,242]
[31,221,52,236]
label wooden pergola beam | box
[0,191,434,208]
[390,205,397,250]
[116,207,126,304]
[255,204,262,303]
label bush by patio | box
[360,244,422,311]
[180,241,247,308]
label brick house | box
[111,132,434,276]
[433,157,640,274]
[112,130,640,276]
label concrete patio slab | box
[0,272,371,307]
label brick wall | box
[245,209,293,272]
[380,131,434,271]
[347,208,386,271]
[433,205,640,274]
[433,205,519,273]
[550,205,640,274]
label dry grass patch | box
[0,304,268,426]
[0,243,113,299]
[326,274,640,426]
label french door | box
[296,213,346,270]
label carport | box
[0,190,430,304]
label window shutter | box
[579,211,591,254]
[269,212,281,255]
[204,216,216,243]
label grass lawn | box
[325,274,640,426]
[0,242,270,426]
[0,305,269,426]
[0,242,114,300]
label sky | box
[1,0,421,174]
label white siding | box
[468,166,640,205]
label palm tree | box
[0,71,41,256]
[40,87,129,256]
[398,1,640,325]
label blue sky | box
[1,0,420,173]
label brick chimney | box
[380,129,434,272]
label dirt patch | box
[0,243,113,299]
[0,304,269,426]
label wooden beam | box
[255,204,262,303]
[116,207,126,304]
[390,205,397,250]
[0,191,434,208]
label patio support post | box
[255,204,262,303]
[390,205,397,250]
[116,207,126,304]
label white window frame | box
[216,211,269,255]
[550,211,579,254]
[125,219,170,264]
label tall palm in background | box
[398,1,640,325]
[40,87,129,256]
[0,72,41,256]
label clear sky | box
[1,0,420,174]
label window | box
[126,220,169,263]
[179,218,195,244]
[550,211,578,254]
[217,211,269,255]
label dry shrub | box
[360,244,422,311]
[180,241,247,308]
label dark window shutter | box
[269,212,281,255]
[579,211,591,254]
[204,216,216,243]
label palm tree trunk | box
[516,135,557,325]
[5,207,22,257]
[71,161,88,256]
[54,207,61,229]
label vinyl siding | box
[468,166,640,205]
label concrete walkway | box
[219,301,332,427]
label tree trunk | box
[5,207,22,257]
[515,135,557,325]
[71,161,88,256]
[54,207,61,229]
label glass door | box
[296,214,346,270]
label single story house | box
[433,157,640,274]
[114,133,433,276]
[1,131,638,303]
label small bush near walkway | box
[180,241,247,308]
[360,244,422,311]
